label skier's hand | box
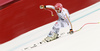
[40,5,46,9]
[68,29,74,34]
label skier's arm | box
[66,14,73,29]
[65,14,74,34]
[40,5,55,10]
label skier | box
[40,3,74,42]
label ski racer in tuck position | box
[40,3,74,42]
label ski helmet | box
[55,3,63,11]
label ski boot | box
[44,33,59,42]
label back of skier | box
[40,3,74,42]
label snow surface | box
[0,2,100,51]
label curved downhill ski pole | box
[74,22,100,33]
[45,9,54,16]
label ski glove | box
[69,29,74,34]
[40,5,46,9]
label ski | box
[22,32,66,51]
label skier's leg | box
[44,21,61,42]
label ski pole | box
[74,22,100,33]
